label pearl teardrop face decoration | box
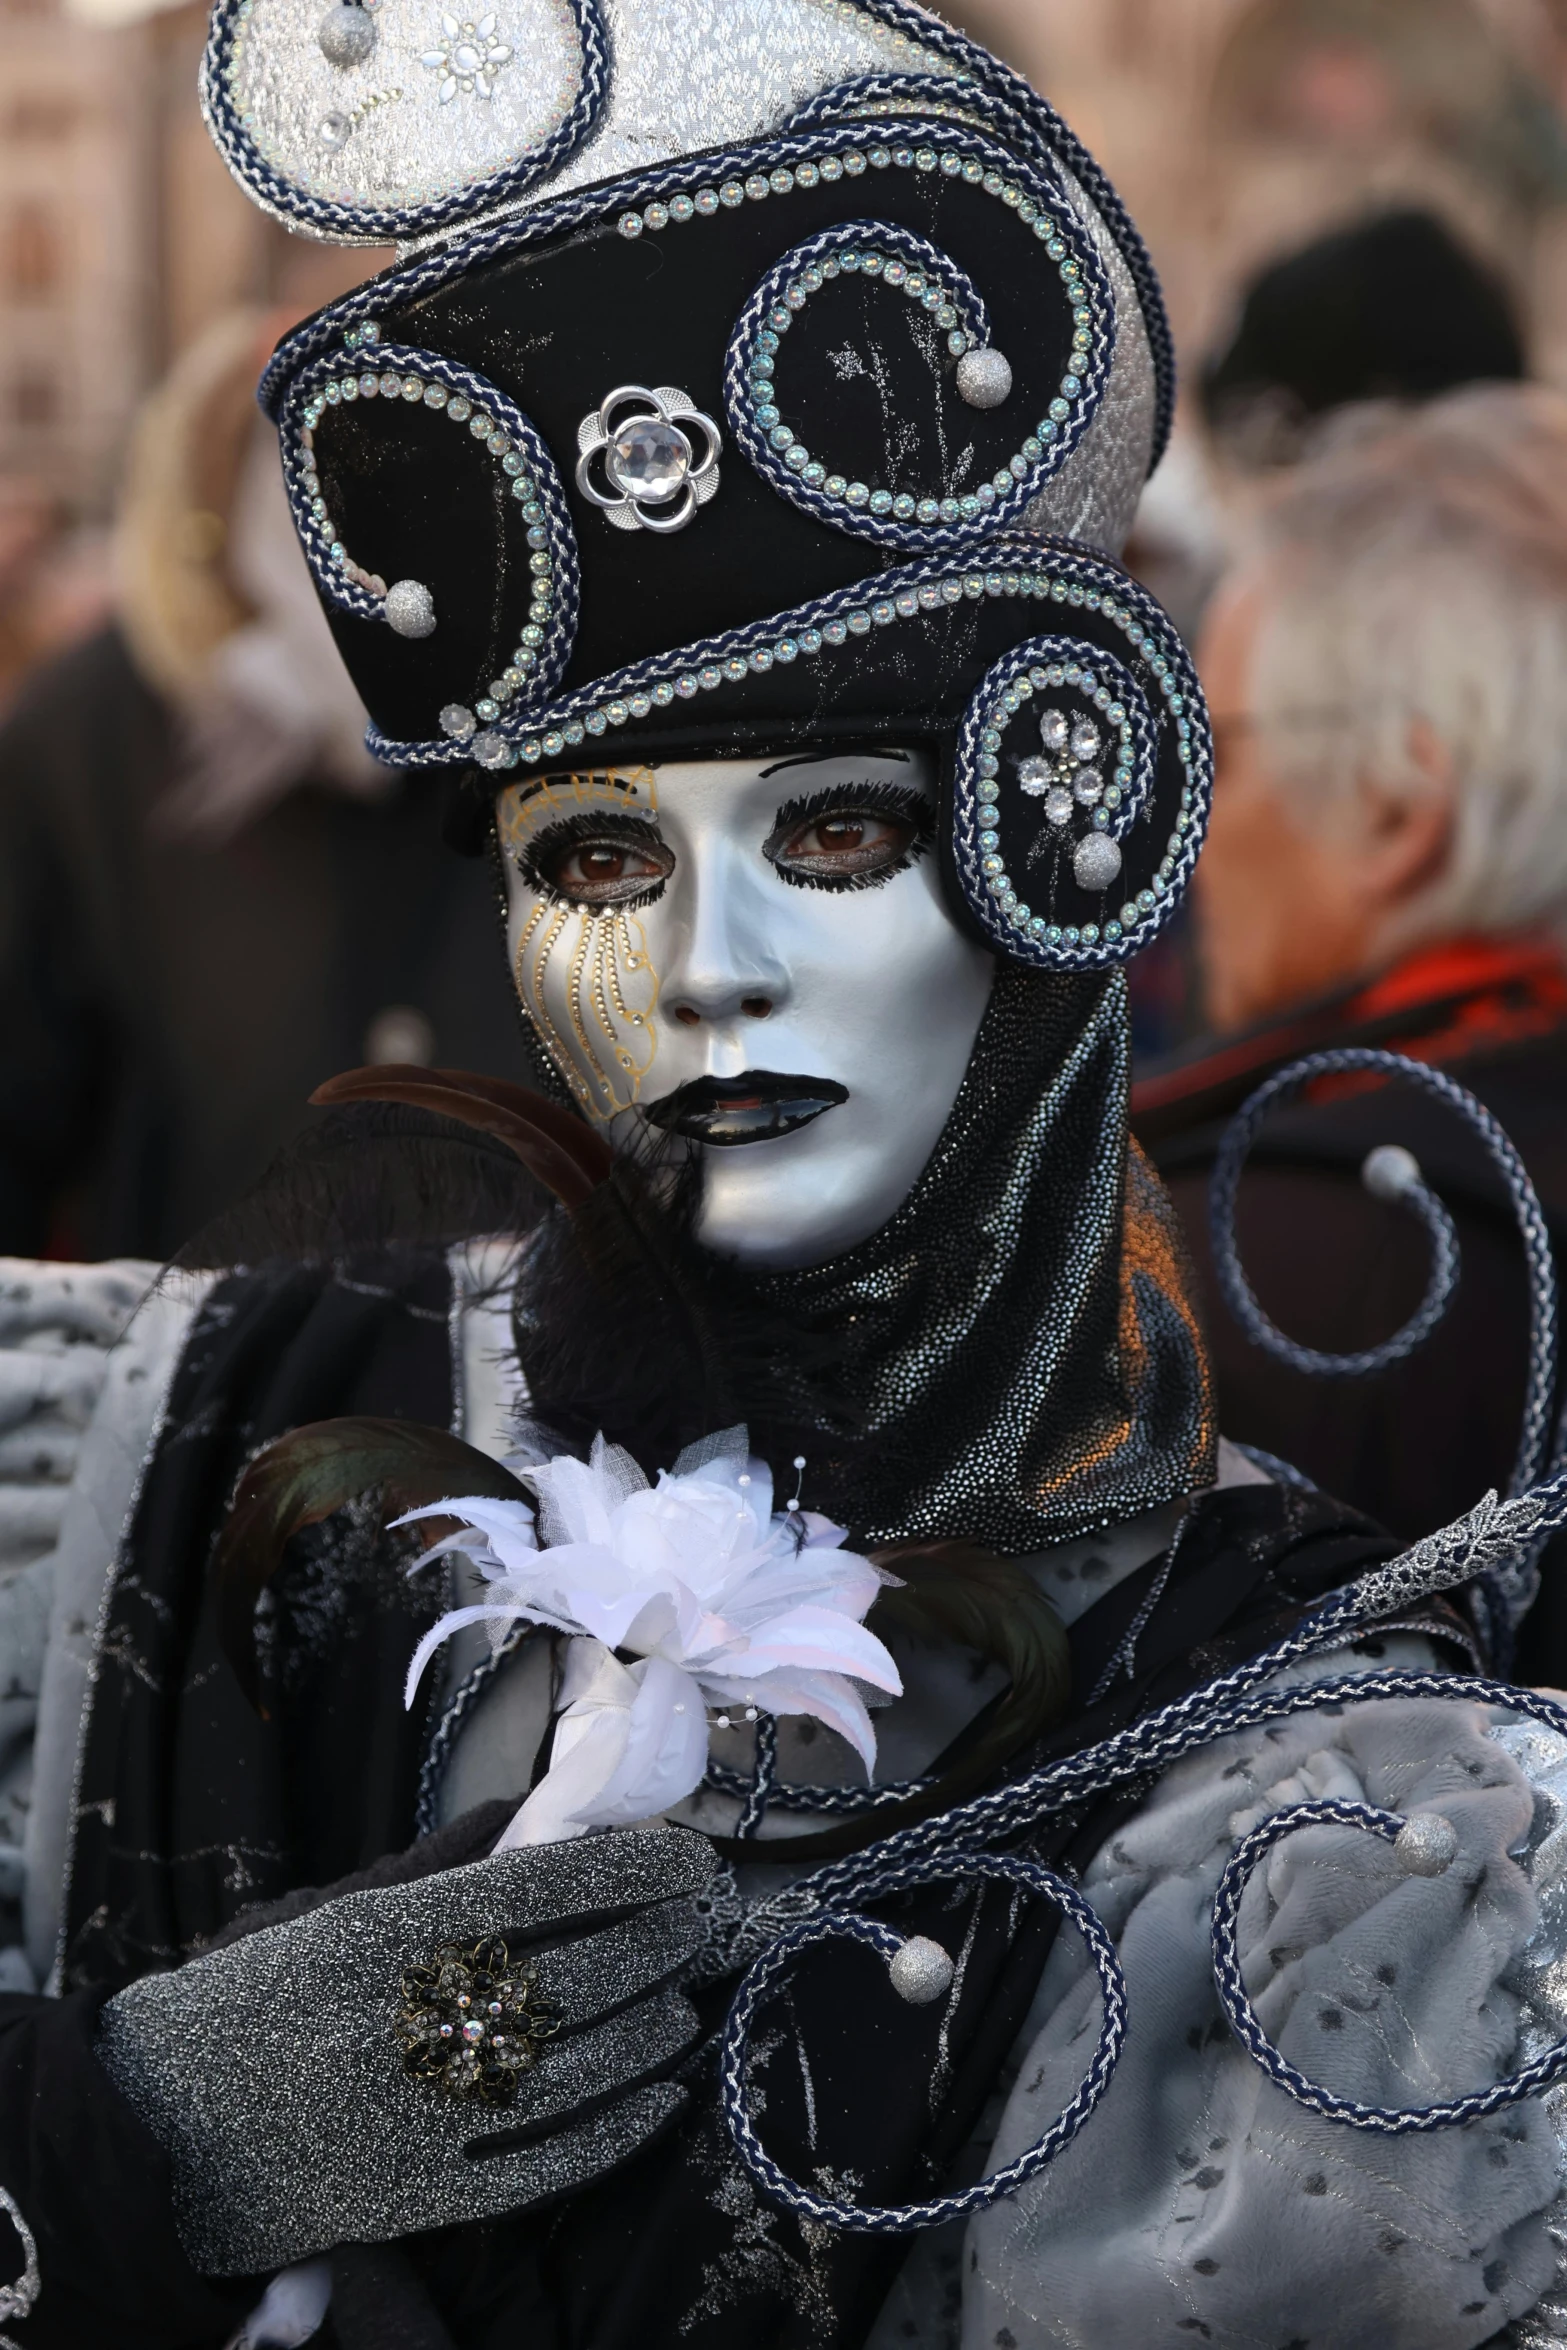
[384,578,437,638]
[317,2,376,66]
[955,345,1013,409]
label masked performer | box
[4,5,1567,2347]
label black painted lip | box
[644,1071,849,1147]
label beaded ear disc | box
[945,573,1208,973]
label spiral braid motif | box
[719,1849,1126,2232]
[1212,1796,1567,2131]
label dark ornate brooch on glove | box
[396,1935,561,2103]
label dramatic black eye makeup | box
[515,808,675,911]
[762,778,934,892]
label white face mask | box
[496,749,994,1269]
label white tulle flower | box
[398,1430,901,1845]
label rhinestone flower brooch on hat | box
[576,386,723,534]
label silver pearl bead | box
[384,579,436,639]
[1073,833,1122,892]
[1393,1812,1458,1877]
[888,1935,955,2006]
[318,2,376,64]
[955,347,1013,409]
[1362,1144,1422,1204]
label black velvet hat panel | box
[275,117,1118,755]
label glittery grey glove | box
[95,1826,715,2277]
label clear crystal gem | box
[1017,755,1052,795]
[1044,786,1073,826]
[1070,718,1100,762]
[610,416,690,503]
[1072,766,1104,805]
[1039,708,1069,753]
[462,2019,486,2043]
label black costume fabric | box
[299,156,1100,751]
[61,1253,454,1992]
[1133,986,1567,1687]
[0,1223,1447,2349]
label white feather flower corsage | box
[398,1430,901,1847]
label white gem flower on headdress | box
[399,1429,901,1846]
[421,11,513,103]
[576,385,723,535]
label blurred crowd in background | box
[8,0,1567,1560]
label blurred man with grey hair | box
[1134,383,1567,1673]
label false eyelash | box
[513,808,672,910]
[764,779,934,894]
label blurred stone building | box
[0,0,376,697]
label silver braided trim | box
[949,632,1182,966]
[415,1619,537,1839]
[734,1712,779,1841]
[1210,1050,1559,1506]
[718,1849,1125,2233]
[277,341,581,704]
[1212,1795,1567,2132]
[704,1756,932,1815]
[781,45,1176,461]
[720,201,1112,553]
[0,2186,39,2345]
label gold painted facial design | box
[497,769,662,1121]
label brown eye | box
[767,807,921,884]
[527,825,674,908]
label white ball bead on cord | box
[1072,832,1122,892]
[1393,1812,1458,1876]
[385,579,436,639]
[1362,1144,1423,1204]
[887,1935,955,2005]
[955,347,1013,410]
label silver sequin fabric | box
[230,0,952,230]
[1022,157,1154,556]
[96,1828,713,2276]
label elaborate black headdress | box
[212,0,1212,974]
